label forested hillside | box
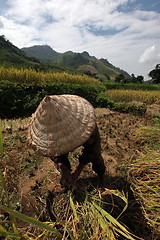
[0,35,40,68]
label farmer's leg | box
[72,125,106,185]
[90,127,106,185]
[71,153,89,184]
[72,150,105,186]
[91,154,106,186]
[71,126,97,183]
[50,154,72,188]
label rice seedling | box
[106,90,160,105]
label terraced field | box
[1,106,159,239]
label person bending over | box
[28,94,106,190]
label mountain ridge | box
[22,45,130,81]
[0,35,130,81]
[22,45,60,64]
[0,36,65,72]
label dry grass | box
[128,151,160,231]
[127,122,160,238]
[134,125,160,147]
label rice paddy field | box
[0,102,160,239]
[0,65,160,239]
[0,66,99,85]
[105,89,160,105]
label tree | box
[115,74,125,83]
[130,74,144,83]
[149,64,160,84]
[136,75,144,83]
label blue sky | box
[0,0,160,80]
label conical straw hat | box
[28,95,96,157]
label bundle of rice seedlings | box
[128,150,160,235]
[46,189,139,240]
[134,126,160,147]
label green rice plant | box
[113,102,147,115]
[106,89,160,104]
[103,82,160,91]
[96,93,147,115]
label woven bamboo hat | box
[28,95,96,157]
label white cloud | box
[139,45,160,63]
[0,0,160,80]
[0,19,4,28]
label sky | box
[0,0,160,80]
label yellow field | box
[0,66,99,84]
[106,89,160,104]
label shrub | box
[0,80,104,118]
[96,92,115,108]
[96,93,147,115]
[113,102,147,116]
[102,82,160,91]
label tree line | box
[115,64,160,84]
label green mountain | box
[0,36,65,72]
[0,35,41,68]
[52,51,130,81]
[22,45,130,81]
[22,45,60,64]
[0,36,130,81]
